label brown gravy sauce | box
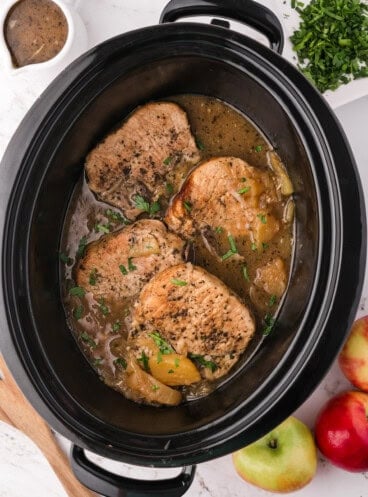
[61,95,294,404]
[4,0,68,68]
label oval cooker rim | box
[1,23,366,466]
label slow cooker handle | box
[70,445,196,497]
[160,0,284,54]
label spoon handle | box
[0,355,97,497]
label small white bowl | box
[0,0,88,90]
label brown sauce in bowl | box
[60,95,294,406]
[4,0,68,68]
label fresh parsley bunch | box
[290,0,368,92]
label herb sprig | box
[263,314,276,336]
[221,235,238,261]
[80,332,97,349]
[189,353,218,372]
[89,268,98,286]
[98,298,110,316]
[133,195,161,216]
[69,286,86,297]
[59,252,73,265]
[171,278,188,286]
[242,265,250,282]
[114,357,127,369]
[148,332,174,355]
[95,223,110,234]
[77,236,88,258]
[138,351,150,371]
[105,209,130,225]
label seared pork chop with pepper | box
[165,156,281,248]
[85,102,200,220]
[75,219,186,303]
[132,262,256,379]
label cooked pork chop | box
[85,102,200,219]
[75,220,185,303]
[165,157,280,247]
[132,262,255,379]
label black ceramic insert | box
[0,1,366,496]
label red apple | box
[315,390,368,472]
[339,316,368,391]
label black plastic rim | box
[1,23,366,467]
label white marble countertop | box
[1,1,368,496]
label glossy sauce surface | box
[61,95,294,404]
[4,0,68,68]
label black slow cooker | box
[0,1,366,496]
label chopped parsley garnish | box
[189,353,217,372]
[119,264,128,275]
[157,351,163,364]
[171,278,188,286]
[238,186,251,194]
[174,357,180,368]
[268,295,277,307]
[183,200,192,212]
[73,305,84,320]
[98,298,109,316]
[105,209,130,225]
[221,250,235,261]
[80,332,97,349]
[166,183,174,194]
[134,195,150,212]
[242,265,250,282]
[69,286,86,297]
[89,268,98,286]
[152,384,160,392]
[257,213,267,224]
[112,320,121,332]
[128,258,137,271]
[251,243,258,251]
[290,0,368,93]
[122,308,130,317]
[262,242,269,251]
[228,235,237,253]
[221,235,238,261]
[148,332,174,355]
[168,369,174,374]
[263,314,276,336]
[77,236,88,258]
[241,177,247,182]
[196,137,205,150]
[114,357,127,369]
[149,200,161,215]
[93,357,104,367]
[133,195,161,216]
[254,145,263,153]
[215,226,223,234]
[138,351,149,371]
[59,252,73,265]
[163,156,173,165]
[119,259,136,274]
[95,223,110,234]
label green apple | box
[232,416,317,493]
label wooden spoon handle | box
[0,355,97,497]
[0,404,13,425]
